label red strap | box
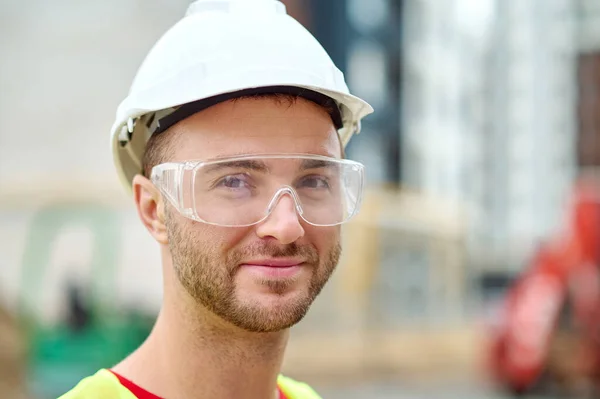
[109,370,164,399]
[111,369,288,399]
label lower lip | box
[240,264,303,279]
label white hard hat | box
[110,0,374,191]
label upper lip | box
[242,258,304,267]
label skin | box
[113,97,343,399]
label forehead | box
[170,97,341,161]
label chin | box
[231,294,314,332]
[244,311,309,333]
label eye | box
[215,174,252,189]
[297,175,330,189]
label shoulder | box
[278,375,323,399]
[58,369,136,399]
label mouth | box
[243,258,304,267]
[240,258,305,279]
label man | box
[61,0,372,398]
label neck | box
[114,278,288,399]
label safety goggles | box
[150,153,365,227]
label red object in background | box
[487,178,600,395]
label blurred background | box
[2,0,600,398]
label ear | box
[132,174,169,245]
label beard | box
[166,213,341,333]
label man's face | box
[164,97,342,332]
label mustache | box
[228,243,319,265]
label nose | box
[255,194,305,244]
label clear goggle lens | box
[151,154,365,227]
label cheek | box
[201,225,254,251]
[306,225,340,254]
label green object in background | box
[18,203,155,398]
[28,313,154,399]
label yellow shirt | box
[59,369,322,399]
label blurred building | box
[401,0,589,274]
[303,1,472,326]
[0,0,191,318]
[305,0,403,184]
[578,0,600,167]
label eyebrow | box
[299,159,335,170]
[202,159,271,174]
